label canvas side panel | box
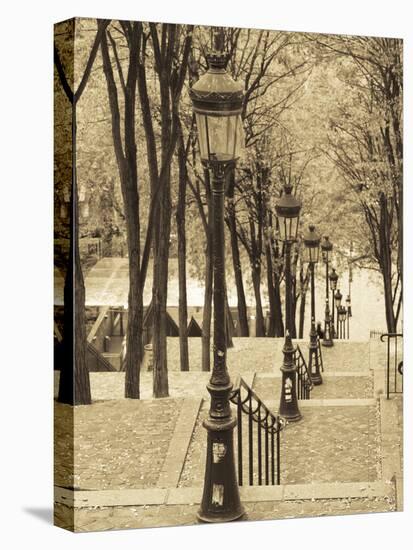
[53,17,75,533]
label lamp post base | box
[279,334,302,422]
[279,407,302,423]
[197,414,245,523]
[311,371,323,386]
[308,336,323,386]
[198,508,245,523]
[322,339,333,348]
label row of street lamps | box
[326,267,352,343]
[189,33,352,523]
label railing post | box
[387,336,390,399]
[237,396,243,486]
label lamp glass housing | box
[303,243,320,264]
[277,215,300,242]
[320,236,333,264]
[303,225,320,263]
[329,270,338,291]
[195,113,244,163]
[335,291,343,308]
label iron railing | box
[370,329,386,340]
[294,344,313,399]
[229,376,285,486]
[380,333,403,399]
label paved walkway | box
[55,398,185,490]
[179,403,379,487]
[253,373,373,400]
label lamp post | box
[303,225,322,385]
[338,305,347,339]
[320,236,333,347]
[334,289,343,338]
[346,295,352,339]
[276,184,302,422]
[190,34,245,523]
[329,268,338,338]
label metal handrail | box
[380,333,403,399]
[294,344,313,399]
[229,376,285,486]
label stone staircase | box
[54,337,402,531]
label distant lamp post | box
[320,236,333,347]
[334,289,343,338]
[346,294,352,339]
[338,305,347,339]
[276,184,302,421]
[190,31,245,523]
[329,268,339,338]
[303,225,322,385]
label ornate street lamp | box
[334,289,343,338]
[346,294,352,339]
[303,225,322,385]
[190,33,245,523]
[276,184,302,422]
[329,268,338,338]
[320,236,333,347]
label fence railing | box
[380,333,403,399]
[370,329,386,340]
[294,344,313,399]
[229,376,285,486]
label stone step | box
[253,372,374,400]
[164,337,372,374]
[55,480,393,508]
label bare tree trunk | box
[273,272,284,337]
[125,253,143,398]
[251,266,265,336]
[59,108,91,405]
[176,138,189,371]
[225,293,234,348]
[379,194,397,333]
[100,24,144,398]
[297,266,309,339]
[152,168,171,397]
[226,171,249,336]
[290,249,298,338]
[55,19,108,405]
[265,244,277,337]
[298,288,307,339]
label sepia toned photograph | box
[53,17,403,532]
